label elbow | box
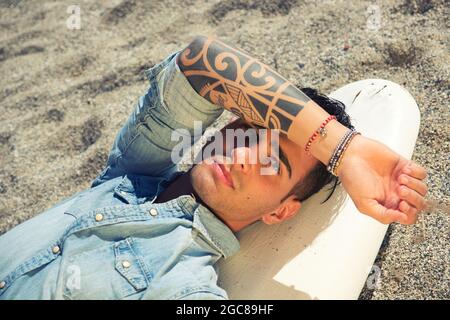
[189,35,209,50]
[179,35,210,70]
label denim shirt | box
[0,52,240,300]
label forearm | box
[177,36,348,165]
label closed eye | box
[256,133,282,175]
[270,156,281,175]
[253,128,290,178]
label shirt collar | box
[192,204,240,259]
[165,171,240,258]
[175,193,240,259]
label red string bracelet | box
[305,115,336,153]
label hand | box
[336,134,428,224]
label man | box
[0,36,428,299]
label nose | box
[230,147,253,174]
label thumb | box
[360,199,408,224]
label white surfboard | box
[218,79,421,300]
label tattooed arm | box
[177,35,348,165]
[177,36,429,225]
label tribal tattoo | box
[177,36,311,134]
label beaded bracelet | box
[305,115,336,154]
[327,129,354,172]
[327,129,358,175]
[328,132,356,176]
[327,129,361,176]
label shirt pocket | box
[62,238,148,300]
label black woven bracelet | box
[327,129,360,176]
[327,129,354,173]
[331,131,361,176]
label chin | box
[190,163,218,207]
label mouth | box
[212,160,234,189]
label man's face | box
[190,121,318,228]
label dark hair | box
[286,87,355,204]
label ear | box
[261,195,301,225]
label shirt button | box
[52,245,61,254]
[95,213,104,222]
[122,260,131,268]
[149,208,158,217]
[0,281,5,289]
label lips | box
[212,160,234,189]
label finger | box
[398,200,419,225]
[398,185,426,211]
[363,199,408,224]
[403,161,427,180]
[398,174,428,197]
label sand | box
[0,0,448,299]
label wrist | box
[333,132,362,177]
[309,120,350,165]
